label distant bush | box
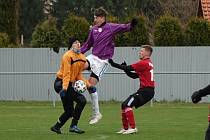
[107,15,149,47]
[31,16,61,48]
[154,14,183,46]
[0,1,17,43]
[61,13,90,47]
[0,32,10,47]
[184,18,210,46]
[119,16,149,47]
[7,44,20,48]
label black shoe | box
[50,126,62,134]
[69,125,85,134]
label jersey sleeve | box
[62,56,71,90]
[81,29,94,53]
[110,23,131,34]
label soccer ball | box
[73,80,86,93]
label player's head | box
[68,37,81,54]
[139,45,153,60]
[94,7,108,26]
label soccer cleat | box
[116,129,127,134]
[69,125,85,134]
[50,126,62,134]
[122,128,138,134]
[89,113,102,124]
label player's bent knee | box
[81,99,87,106]
[121,95,135,109]
[87,86,97,93]
[78,96,87,106]
[66,111,73,118]
[121,102,128,110]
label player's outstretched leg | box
[50,120,62,134]
[116,109,129,134]
[88,85,102,124]
[122,107,138,134]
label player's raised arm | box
[81,29,94,54]
[109,18,138,34]
[191,84,210,103]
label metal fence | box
[0,47,210,102]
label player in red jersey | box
[108,45,155,134]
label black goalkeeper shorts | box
[121,87,155,109]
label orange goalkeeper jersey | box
[56,50,89,90]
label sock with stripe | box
[121,109,129,130]
[124,107,136,129]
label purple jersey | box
[81,22,132,60]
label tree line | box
[0,0,209,47]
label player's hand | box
[108,59,114,65]
[131,18,138,28]
[59,89,67,98]
[191,91,202,104]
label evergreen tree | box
[185,18,210,46]
[0,0,17,43]
[19,0,44,44]
[61,13,90,47]
[154,14,183,46]
[52,0,73,29]
[31,16,60,48]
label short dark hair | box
[94,7,108,17]
[68,37,78,50]
[142,45,153,55]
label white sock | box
[90,91,100,115]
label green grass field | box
[0,101,208,140]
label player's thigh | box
[134,88,155,108]
[121,93,138,109]
[87,54,108,80]
[96,61,108,79]
[73,93,87,106]
[61,92,74,113]
[90,62,108,80]
[121,88,154,109]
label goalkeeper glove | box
[191,91,202,104]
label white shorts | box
[86,54,109,80]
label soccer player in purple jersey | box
[109,45,155,134]
[81,7,138,124]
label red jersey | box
[131,58,155,88]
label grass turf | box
[0,101,208,140]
